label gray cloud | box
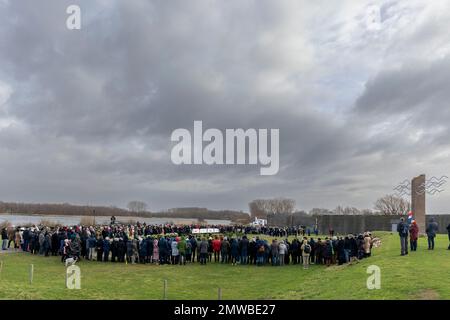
[1,0,450,213]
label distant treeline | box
[0,202,250,223]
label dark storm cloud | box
[1,0,450,212]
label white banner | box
[191,228,220,234]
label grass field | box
[0,232,449,300]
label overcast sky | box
[1,0,450,213]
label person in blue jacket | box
[230,237,239,265]
[158,236,168,265]
[103,237,110,262]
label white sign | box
[191,228,220,234]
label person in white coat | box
[278,241,287,266]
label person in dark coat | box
[118,238,127,262]
[103,237,110,262]
[139,238,148,263]
[1,228,8,250]
[51,232,59,256]
[199,237,209,265]
[158,237,168,265]
[189,236,197,263]
[43,233,52,256]
[426,218,439,250]
[230,238,239,265]
[145,236,153,263]
[337,237,346,265]
[22,228,30,252]
[111,238,118,262]
[249,239,256,265]
[239,235,249,265]
[291,239,299,265]
[323,239,333,266]
[96,237,104,261]
[447,223,450,250]
[397,217,409,255]
[220,237,230,263]
[315,238,323,265]
[349,235,358,262]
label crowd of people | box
[1,221,377,269]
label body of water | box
[0,214,231,226]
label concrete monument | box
[411,174,426,234]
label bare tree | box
[374,194,410,215]
[249,198,296,216]
[127,201,148,213]
[249,200,267,219]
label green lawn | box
[0,232,448,300]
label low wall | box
[267,213,450,234]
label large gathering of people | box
[1,220,377,268]
[3,217,448,267]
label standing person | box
[270,239,279,266]
[22,228,30,252]
[249,238,256,265]
[87,234,96,260]
[199,237,208,265]
[397,218,409,256]
[220,237,230,264]
[178,236,186,265]
[146,236,154,263]
[189,236,197,263]
[103,237,110,262]
[96,236,104,261]
[239,235,249,265]
[207,237,213,262]
[324,239,333,267]
[212,236,221,262]
[38,231,45,255]
[337,237,346,265]
[15,228,22,250]
[158,236,168,265]
[301,240,311,269]
[291,239,299,265]
[43,232,52,256]
[230,237,239,266]
[255,237,265,266]
[126,238,133,263]
[409,221,419,252]
[447,223,450,250]
[7,227,14,249]
[363,233,372,257]
[51,231,59,256]
[278,241,287,266]
[152,237,159,264]
[61,239,70,262]
[171,238,179,265]
[185,238,192,263]
[426,218,439,250]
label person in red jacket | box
[212,235,222,262]
[409,220,419,251]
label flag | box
[407,211,414,224]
